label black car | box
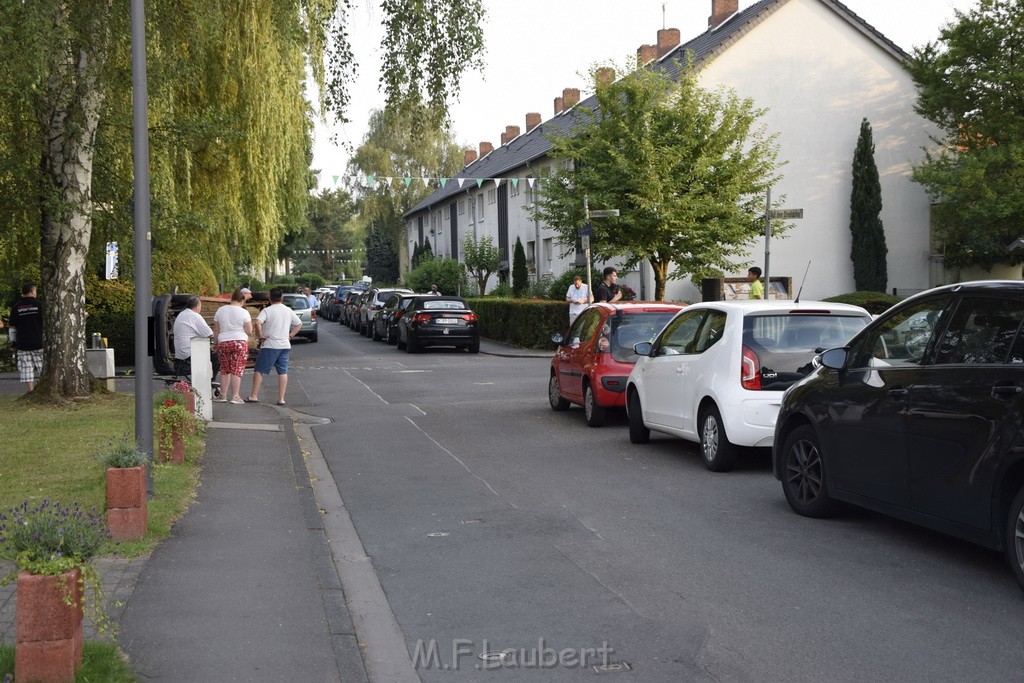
[773,280,1024,591]
[397,295,479,353]
[371,293,420,344]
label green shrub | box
[822,290,901,315]
[488,282,513,298]
[466,297,568,348]
[152,251,218,296]
[405,258,468,295]
[86,275,135,366]
[527,274,555,299]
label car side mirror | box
[551,332,564,345]
[819,347,849,370]
[634,341,653,357]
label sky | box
[311,0,979,188]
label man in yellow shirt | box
[748,267,764,299]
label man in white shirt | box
[172,296,219,380]
[565,275,592,324]
[246,288,302,406]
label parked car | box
[151,291,267,375]
[397,295,479,353]
[348,290,372,331]
[281,293,318,342]
[548,302,683,427]
[772,281,1024,591]
[625,299,871,471]
[339,289,364,327]
[327,284,362,322]
[358,287,412,336]
[371,293,421,343]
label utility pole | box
[582,194,620,298]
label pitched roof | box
[405,0,909,218]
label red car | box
[549,302,684,427]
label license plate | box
[436,318,459,325]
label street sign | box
[588,209,620,218]
[581,235,590,250]
[579,222,592,236]
[767,208,804,219]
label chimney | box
[501,125,520,145]
[708,0,738,29]
[500,131,509,146]
[657,28,681,58]
[464,148,477,166]
[479,141,493,157]
[563,88,580,109]
[525,112,542,132]
[595,67,615,87]
[637,44,657,65]
[554,96,564,115]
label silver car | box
[281,293,318,343]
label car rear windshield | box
[611,311,679,362]
[743,314,868,390]
[421,300,467,310]
[283,297,309,310]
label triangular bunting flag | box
[440,178,448,188]
[492,178,501,189]
[403,177,412,187]
[366,175,376,187]
[422,177,431,188]
[457,178,465,188]
[332,175,339,185]
[511,178,519,190]
[475,179,483,188]
[527,177,536,189]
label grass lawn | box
[0,392,204,557]
[0,642,136,682]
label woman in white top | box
[212,290,254,404]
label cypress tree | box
[850,118,888,292]
[511,237,529,295]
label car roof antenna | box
[794,261,812,304]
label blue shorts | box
[253,347,290,375]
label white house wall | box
[664,0,939,301]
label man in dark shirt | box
[594,267,623,303]
[9,282,44,392]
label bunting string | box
[314,172,539,192]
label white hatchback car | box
[625,300,871,471]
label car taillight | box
[741,345,762,390]
[310,311,316,321]
[412,313,432,324]
[395,311,404,319]
[461,313,478,322]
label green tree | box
[462,235,502,296]
[511,237,529,296]
[405,257,468,295]
[364,224,399,285]
[0,1,484,400]
[908,0,1024,269]
[535,61,784,301]
[850,118,888,291]
[303,188,359,280]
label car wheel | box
[699,405,738,472]
[584,383,606,427]
[371,324,380,341]
[406,336,418,353]
[1005,486,1024,593]
[310,332,318,343]
[467,339,480,354]
[548,374,570,411]
[627,390,649,444]
[397,333,406,350]
[386,329,396,345]
[780,424,838,517]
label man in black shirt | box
[594,267,623,303]
[10,282,44,392]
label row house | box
[405,0,956,300]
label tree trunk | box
[36,38,106,401]
[650,258,669,302]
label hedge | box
[465,298,569,349]
[821,291,902,315]
[85,276,136,366]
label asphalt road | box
[285,318,1024,682]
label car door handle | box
[992,383,1023,398]
[887,387,908,397]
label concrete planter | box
[106,466,147,541]
[15,568,83,682]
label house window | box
[477,195,484,221]
[458,200,465,215]
[543,238,553,269]
[487,188,497,205]
[526,240,535,262]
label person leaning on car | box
[594,267,622,303]
[172,295,220,382]
[565,275,593,324]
